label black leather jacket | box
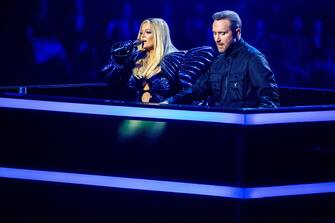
[192,38,279,108]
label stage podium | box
[1,83,335,222]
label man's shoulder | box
[241,41,264,58]
[208,54,225,70]
[212,53,225,63]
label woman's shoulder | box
[178,46,216,88]
[162,51,186,64]
[184,46,215,62]
[160,51,186,79]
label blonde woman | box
[102,18,214,103]
[103,18,184,102]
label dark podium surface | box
[1,83,335,222]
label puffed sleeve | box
[165,46,215,104]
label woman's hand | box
[141,83,152,102]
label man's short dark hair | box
[212,10,242,31]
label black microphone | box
[112,39,142,55]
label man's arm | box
[165,69,211,104]
[248,54,280,108]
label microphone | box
[112,39,142,55]
[101,40,143,72]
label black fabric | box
[102,45,217,103]
[179,46,215,88]
[102,50,185,103]
[129,51,185,102]
[166,46,215,104]
[191,39,280,108]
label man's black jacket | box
[191,38,279,108]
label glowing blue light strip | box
[1,97,335,125]
[245,182,335,198]
[246,110,335,125]
[1,167,335,199]
[0,98,244,125]
[0,167,243,199]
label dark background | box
[1,0,334,89]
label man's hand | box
[159,100,169,105]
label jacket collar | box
[223,38,245,58]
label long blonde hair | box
[133,18,178,79]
